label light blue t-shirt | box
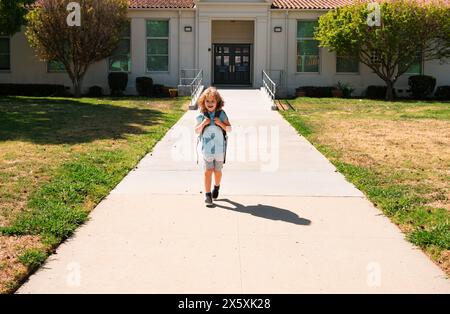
[196,111,228,126]
[196,110,228,162]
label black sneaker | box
[212,185,220,200]
[205,192,213,206]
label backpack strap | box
[197,112,209,164]
[215,110,227,136]
[200,112,210,137]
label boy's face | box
[205,96,217,112]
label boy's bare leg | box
[213,170,222,186]
[204,169,213,193]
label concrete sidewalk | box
[18,89,449,293]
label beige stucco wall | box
[0,9,197,95]
[1,3,449,97]
[128,9,196,94]
[0,26,108,93]
[212,20,254,44]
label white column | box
[198,16,211,86]
[267,10,272,72]
[254,15,268,87]
[131,18,146,85]
[178,11,182,86]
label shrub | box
[152,84,165,97]
[108,72,128,96]
[0,84,68,96]
[296,86,334,98]
[337,82,354,98]
[434,86,450,101]
[408,75,436,99]
[136,77,153,97]
[87,86,103,97]
[366,85,396,99]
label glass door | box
[214,44,251,85]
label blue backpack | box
[197,110,228,164]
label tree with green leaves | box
[0,0,33,35]
[315,0,450,100]
[25,0,128,97]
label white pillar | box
[131,18,146,88]
[254,15,268,88]
[198,16,211,86]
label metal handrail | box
[179,69,201,85]
[262,70,277,109]
[189,69,203,109]
[267,69,284,97]
[178,68,203,109]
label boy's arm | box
[195,118,210,134]
[215,118,232,132]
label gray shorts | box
[203,159,224,171]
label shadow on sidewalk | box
[213,198,311,226]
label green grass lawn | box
[280,97,450,276]
[0,96,188,293]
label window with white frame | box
[336,54,359,73]
[0,37,10,71]
[296,21,320,73]
[146,20,169,72]
[109,22,131,72]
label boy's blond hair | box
[198,87,225,113]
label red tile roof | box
[127,0,352,10]
[128,0,195,9]
[273,0,450,9]
[41,1,435,11]
[272,0,354,9]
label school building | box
[1,0,449,97]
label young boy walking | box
[195,87,231,206]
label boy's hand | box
[214,117,222,126]
[203,118,211,125]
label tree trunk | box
[385,80,395,101]
[73,76,84,98]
